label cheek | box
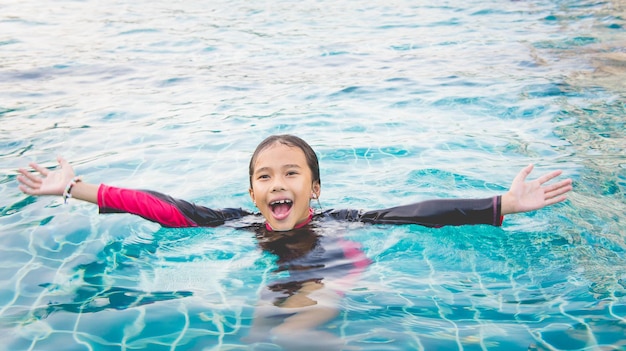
[250,181,263,192]
[250,183,269,201]
[290,177,310,189]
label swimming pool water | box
[1,0,625,350]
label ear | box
[311,182,321,199]
[249,188,256,206]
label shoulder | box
[314,208,363,222]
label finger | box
[30,162,50,176]
[57,156,76,177]
[544,195,568,206]
[18,184,38,195]
[543,178,572,192]
[514,164,534,183]
[17,175,40,192]
[536,169,563,185]
[18,168,42,184]
[544,182,572,200]
[57,156,70,169]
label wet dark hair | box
[249,134,320,188]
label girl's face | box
[249,143,320,231]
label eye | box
[257,174,270,180]
[286,170,299,176]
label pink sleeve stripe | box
[340,240,372,270]
[98,184,197,227]
[327,239,372,296]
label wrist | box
[501,191,515,215]
[66,181,100,204]
[62,176,83,203]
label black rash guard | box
[96,184,502,304]
[97,184,503,229]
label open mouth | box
[270,199,293,219]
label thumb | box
[514,164,534,184]
[56,156,75,175]
[57,155,68,167]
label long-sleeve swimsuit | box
[97,184,503,304]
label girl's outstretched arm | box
[17,156,98,204]
[18,157,251,227]
[501,164,573,215]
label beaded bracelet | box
[62,176,83,204]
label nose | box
[270,178,285,192]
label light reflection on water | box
[1,0,625,350]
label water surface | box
[1,0,625,350]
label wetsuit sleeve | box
[359,196,503,227]
[97,184,252,228]
[326,196,503,227]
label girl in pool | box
[17,134,572,230]
[17,134,572,348]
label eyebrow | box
[254,164,302,174]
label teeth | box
[270,199,292,206]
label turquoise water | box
[1,0,625,349]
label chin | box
[271,223,295,231]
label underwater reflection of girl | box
[248,224,371,349]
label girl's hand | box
[501,164,573,215]
[18,156,76,196]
